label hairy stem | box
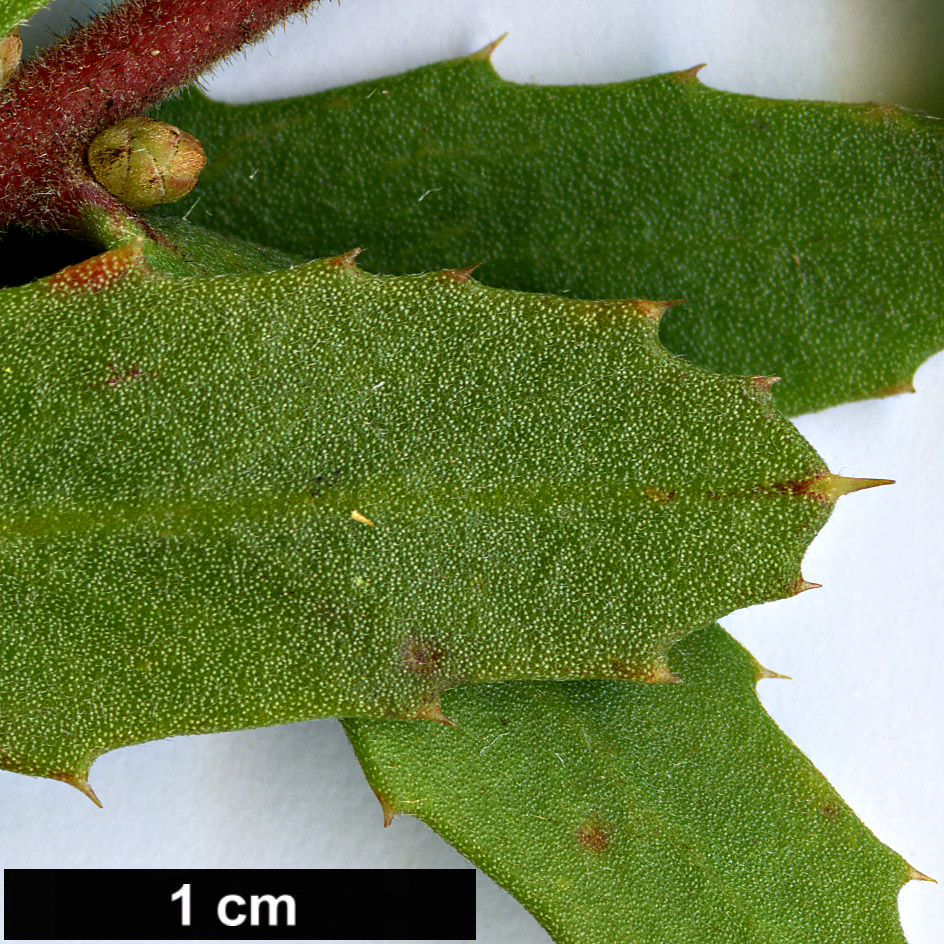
[0,0,317,234]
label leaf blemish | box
[577,820,610,853]
[819,801,840,821]
[101,363,158,388]
[401,637,446,677]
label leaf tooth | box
[643,662,682,684]
[410,696,456,727]
[45,236,147,294]
[674,63,707,84]
[754,663,791,682]
[872,377,916,398]
[792,578,822,596]
[374,790,399,828]
[631,298,686,325]
[443,262,483,282]
[55,772,103,808]
[748,375,781,394]
[469,32,508,62]
[907,865,937,883]
[328,246,363,268]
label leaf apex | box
[813,474,895,502]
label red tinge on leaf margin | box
[329,247,363,268]
[46,236,147,293]
[444,263,483,282]
[632,299,686,324]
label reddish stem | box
[0,0,316,235]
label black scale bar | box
[3,869,476,941]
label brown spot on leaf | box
[577,820,610,853]
[643,486,675,503]
[401,637,446,677]
[819,801,841,821]
[100,362,159,388]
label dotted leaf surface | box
[0,232,834,784]
[346,624,914,944]
[0,0,45,36]
[153,53,944,416]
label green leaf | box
[0,230,839,786]
[345,623,915,944]
[0,0,47,37]
[151,52,944,416]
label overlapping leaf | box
[151,51,944,416]
[346,623,915,944]
[0,226,838,787]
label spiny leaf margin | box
[0,230,833,786]
[346,623,915,944]
[152,49,944,416]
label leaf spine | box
[907,865,937,883]
[375,791,398,828]
[792,579,822,596]
[469,33,508,62]
[810,474,894,502]
[351,509,375,527]
[56,772,103,808]
[749,375,781,393]
[411,697,456,727]
[754,663,791,682]
[632,298,686,324]
[444,262,482,282]
[872,378,916,398]
[644,663,682,684]
[674,63,707,84]
[329,247,363,268]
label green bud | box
[86,117,206,210]
[0,29,21,89]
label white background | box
[4,2,944,943]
